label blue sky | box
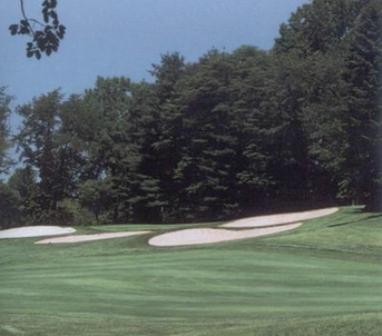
[0,0,309,129]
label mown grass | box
[0,207,382,335]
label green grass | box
[1,207,382,335]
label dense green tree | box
[78,179,112,223]
[145,53,188,221]
[8,166,38,219]
[16,90,70,223]
[173,49,273,219]
[0,88,12,174]
[78,77,138,222]
[172,50,234,219]
[338,0,382,206]
[110,81,166,223]
[8,0,381,226]
[274,0,362,56]
[271,0,378,206]
[229,47,280,210]
[298,52,348,201]
[0,182,21,228]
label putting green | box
[0,207,382,336]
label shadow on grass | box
[328,213,382,228]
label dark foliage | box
[2,0,381,227]
[9,0,66,59]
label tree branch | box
[11,0,66,59]
[19,0,34,35]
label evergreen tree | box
[174,50,241,219]
[149,53,187,220]
[110,81,164,223]
[339,0,382,206]
[228,47,276,211]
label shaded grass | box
[0,207,381,335]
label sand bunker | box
[149,222,302,247]
[0,226,76,239]
[35,231,150,244]
[222,207,338,228]
[149,207,338,247]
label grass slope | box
[1,207,382,335]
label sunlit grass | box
[0,207,381,335]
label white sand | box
[149,222,302,247]
[35,231,150,244]
[0,226,76,239]
[221,207,338,228]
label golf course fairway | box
[1,207,382,336]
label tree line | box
[0,0,381,227]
